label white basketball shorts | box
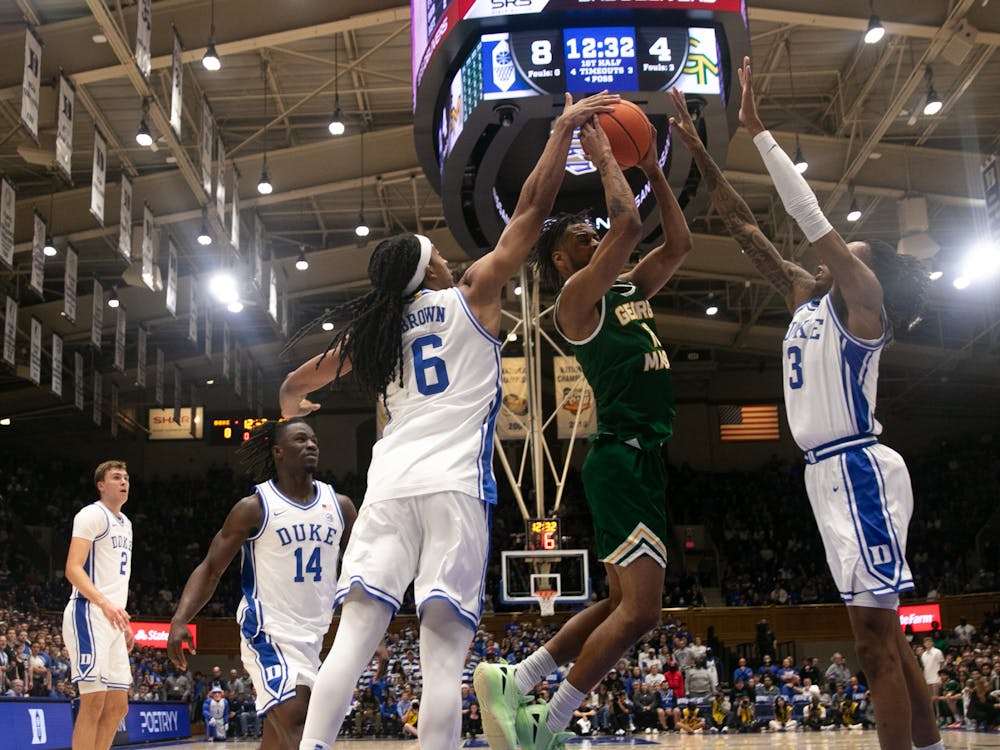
[335,491,491,629]
[240,630,321,715]
[804,442,914,603]
[63,599,131,694]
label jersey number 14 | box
[293,547,322,582]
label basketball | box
[596,100,653,169]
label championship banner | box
[0,176,14,269]
[51,332,63,396]
[90,127,107,224]
[280,284,289,338]
[165,239,178,316]
[30,212,45,297]
[553,355,596,439]
[222,320,231,378]
[252,213,264,290]
[201,97,214,197]
[64,242,78,323]
[204,302,213,358]
[155,347,164,405]
[215,134,226,221]
[93,370,102,426]
[29,316,41,385]
[169,28,184,138]
[141,203,155,290]
[984,156,1000,244]
[173,364,182,425]
[136,325,147,387]
[230,167,241,253]
[188,279,199,344]
[135,0,152,78]
[118,173,133,261]
[268,266,278,323]
[56,73,75,183]
[91,278,103,349]
[233,343,242,396]
[110,382,119,438]
[497,357,527,440]
[114,305,126,372]
[3,297,16,367]
[74,351,84,410]
[20,28,42,141]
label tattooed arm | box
[556,118,643,341]
[667,88,816,312]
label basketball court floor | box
[146,728,1000,750]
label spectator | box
[733,657,753,686]
[686,659,714,699]
[232,691,260,739]
[955,617,976,647]
[381,692,402,736]
[922,636,945,719]
[769,695,798,731]
[401,698,419,738]
[463,701,483,739]
[825,652,851,688]
[571,698,597,736]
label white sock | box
[546,680,586,733]
[915,742,945,750]
[515,647,558,694]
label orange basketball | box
[596,100,653,169]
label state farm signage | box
[898,603,941,632]
[130,621,197,650]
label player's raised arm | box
[667,86,814,312]
[279,344,352,418]
[739,57,882,335]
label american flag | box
[719,404,780,442]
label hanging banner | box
[74,352,84,410]
[222,320,231,378]
[29,316,41,385]
[201,97,214,197]
[118,174,133,261]
[90,127,107,224]
[93,370,102,426]
[189,384,199,436]
[114,305,126,372]
[165,238,178,316]
[173,364,182,424]
[188,279,199,344]
[136,325,147,387]
[230,167,241,254]
[268,266,278,322]
[135,0,152,78]
[216,134,226,222]
[91,279,103,349]
[280,285,289,338]
[497,357,528,440]
[63,242,78,323]
[252,213,264,291]
[245,357,253,407]
[56,73,75,183]
[3,297,16,368]
[155,348,164,405]
[51,332,63,396]
[141,203,155,290]
[554,355,597,439]
[110,382,119,438]
[30,212,45,298]
[256,367,264,416]
[233,343,242,396]
[204,302,213,358]
[21,28,42,141]
[169,27,184,138]
[0,177,15,270]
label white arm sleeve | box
[753,131,833,244]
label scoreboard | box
[412,0,749,256]
[207,416,274,445]
[526,518,561,550]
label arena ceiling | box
[0,0,998,433]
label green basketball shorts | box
[581,438,668,568]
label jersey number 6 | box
[412,334,450,396]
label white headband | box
[403,234,433,296]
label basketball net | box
[535,589,557,617]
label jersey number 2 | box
[413,334,449,395]
[293,547,322,582]
[787,346,804,389]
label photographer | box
[732,695,757,733]
[609,687,633,735]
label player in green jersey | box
[475,115,691,750]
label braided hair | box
[864,239,929,338]
[531,212,592,292]
[235,417,308,484]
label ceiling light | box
[135,118,153,147]
[257,60,273,194]
[107,287,120,309]
[92,33,107,44]
[928,270,943,281]
[705,305,719,316]
[197,208,212,246]
[202,42,221,71]
[321,321,334,332]
[209,272,239,304]
[952,276,970,290]
[507,332,518,342]
[923,67,943,116]
[793,136,808,174]
[355,211,369,238]
[329,36,345,136]
[257,159,273,195]
[847,198,862,223]
[864,15,885,44]
[295,248,309,271]
[227,300,244,313]
[328,106,345,136]
[962,240,1000,280]
[0,418,10,426]
[43,235,57,256]
[206,379,215,385]
[513,285,522,296]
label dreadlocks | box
[864,239,929,338]
[235,417,307,484]
[531,212,592,292]
[315,234,424,400]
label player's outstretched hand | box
[637,122,660,175]
[579,118,613,165]
[557,91,620,130]
[668,87,701,151]
[283,397,321,419]
[167,622,197,671]
[737,56,765,136]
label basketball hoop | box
[534,589,557,617]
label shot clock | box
[526,518,561,551]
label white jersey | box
[237,480,344,651]
[782,294,887,454]
[68,501,132,609]
[365,287,502,505]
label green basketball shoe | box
[473,662,529,750]
[516,702,575,750]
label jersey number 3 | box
[787,346,804,390]
[413,334,449,395]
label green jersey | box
[557,280,675,447]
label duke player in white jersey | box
[167,419,356,750]
[668,61,941,750]
[279,92,621,750]
[63,460,134,750]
